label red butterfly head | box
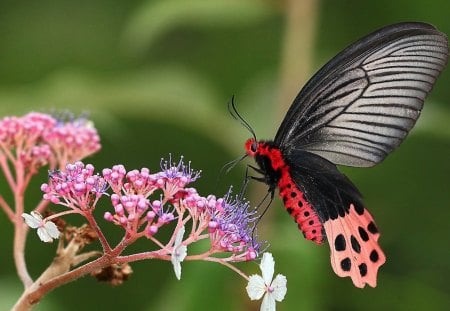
[244,138,258,157]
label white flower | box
[22,211,60,243]
[246,252,287,311]
[171,225,187,280]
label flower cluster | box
[44,114,100,164]
[37,157,261,263]
[100,158,260,260]
[1,110,287,311]
[207,191,259,260]
[41,162,108,210]
[0,112,100,173]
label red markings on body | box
[246,139,325,245]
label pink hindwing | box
[323,204,386,288]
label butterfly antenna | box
[220,154,247,176]
[216,154,248,190]
[228,95,257,141]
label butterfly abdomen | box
[246,139,325,244]
[278,171,325,244]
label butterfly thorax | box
[245,138,326,244]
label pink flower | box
[43,115,101,164]
[42,162,108,210]
[42,157,263,262]
[0,113,56,172]
[0,112,101,173]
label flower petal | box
[246,275,266,300]
[37,227,53,243]
[171,257,182,280]
[22,213,40,229]
[175,225,185,246]
[44,221,61,239]
[177,245,187,262]
[260,253,275,285]
[271,274,287,302]
[171,226,187,280]
[261,291,275,311]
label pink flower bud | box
[146,211,156,221]
[147,225,158,236]
[104,212,114,222]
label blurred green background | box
[1,0,449,310]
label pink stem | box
[84,211,112,253]
[13,247,163,310]
[14,221,33,287]
[35,198,50,214]
[0,194,14,221]
[13,156,33,287]
[13,255,110,311]
[202,256,249,280]
[0,155,16,191]
[115,250,168,263]
[45,209,80,221]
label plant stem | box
[84,211,112,253]
[0,154,16,191]
[13,220,33,288]
[203,256,249,280]
[0,194,14,221]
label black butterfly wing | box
[285,150,386,287]
[284,150,362,223]
[274,22,448,167]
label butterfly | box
[240,22,448,288]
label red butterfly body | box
[242,22,448,288]
[245,139,325,244]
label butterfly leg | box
[238,164,267,200]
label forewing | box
[275,22,448,167]
[286,150,385,287]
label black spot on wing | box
[341,258,351,271]
[335,234,346,251]
[359,263,368,277]
[354,203,365,215]
[351,235,361,253]
[367,221,379,234]
[370,250,379,263]
[358,226,369,242]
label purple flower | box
[209,189,261,260]
[156,155,201,188]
